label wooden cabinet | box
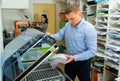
[33,4,56,34]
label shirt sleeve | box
[51,24,68,40]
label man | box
[47,5,97,81]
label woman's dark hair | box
[41,14,48,24]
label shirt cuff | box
[73,54,85,61]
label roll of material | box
[50,53,68,68]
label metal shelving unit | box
[104,0,120,80]
[94,0,120,81]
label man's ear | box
[79,12,82,17]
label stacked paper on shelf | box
[106,44,120,51]
[108,31,120,38]
[96,24,107,29]
[50,53,68,68]
[108,39,120,46]
[97,30,106,35]
[111,11,120,15]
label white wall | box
[2,9,31,32]
[33,0,55,4]
[1,0,29,9]
[0,1,4,81]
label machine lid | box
[3,29,57,81]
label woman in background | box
[38,14,48,33]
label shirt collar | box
[75,18,85,29]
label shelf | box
[97,41,106,46]
[99,2,109,5]
[96,26,107,30]
[96,52,106,58]
[105,54,119,62]
[94,61,104,67]
[105,60,119,71]
[97,14,108,18]
[109,15,120,18]
[97,8,109,11]
[96,20,107,24]
[98,37,106,41]
[95,0,120,80]
[97,38,106,41]
[107,38,120,46]
[92,66,103,72]
[108,28,120,31]
[87,1,97,5]
[105,69,118,76]
[109,21,120,25]
[98,47,105,51]
[106,44,120,51]
[98,35,106,39]
[110,9,120,12]
[87,4,97,7]
[104,69,117,81]
[103,69,117,81]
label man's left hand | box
[66,55,74,64]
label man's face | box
[65,12,82,26]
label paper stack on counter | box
[50,53,68,68]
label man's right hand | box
[46,32,51,37]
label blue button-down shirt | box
[52,19,97,61]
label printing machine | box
[2,28,72,81]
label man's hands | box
[46,32,51,37]
[46,32,75,64]
[66,55,74,64]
